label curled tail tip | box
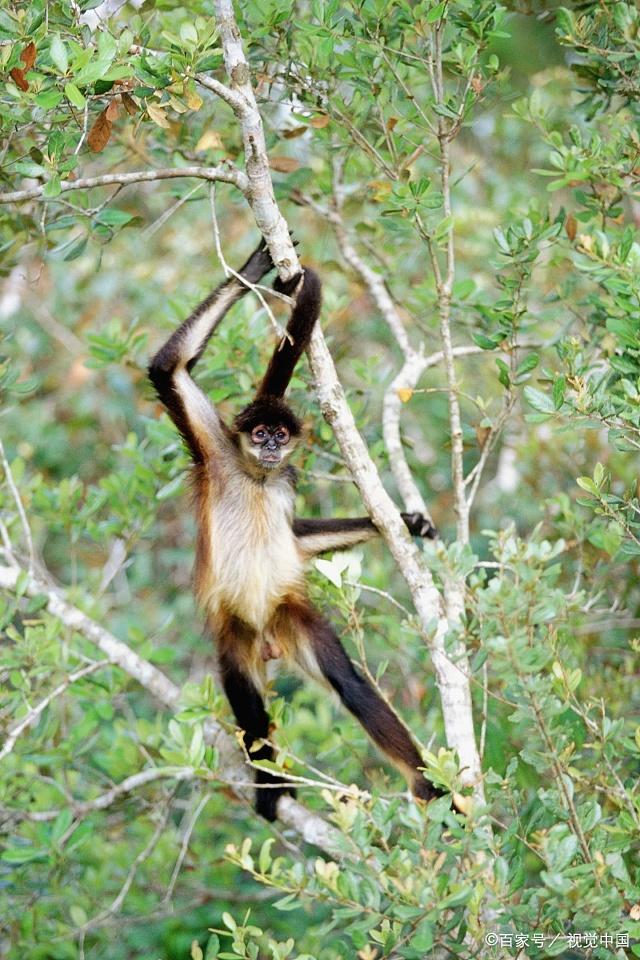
[274,264,322,302]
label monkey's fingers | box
[238,240,275,284]
[401,511,438,539]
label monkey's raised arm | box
[148,243,274,463]
[256,266,322,400]
[294,513,437,558]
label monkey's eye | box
[275,427,290,445]
[251,426,267,444]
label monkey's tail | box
[256,267,322,400]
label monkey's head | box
[234,396,302,475]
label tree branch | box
[2,767,196,822]
[0,165,248,205]
[196,72,251,115]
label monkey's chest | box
[200,483,304,629]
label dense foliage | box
[0,1,638,958]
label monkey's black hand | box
[401,512,438,539]
[238,239,275,285]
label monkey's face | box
[240,423,298,473]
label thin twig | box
[208,184,287,340]
[82,789,176,932]
[73,98,90,156]
[143,182,204,239]
[0,659,108,762]
[162,791,211,904]
[0,438,35,573]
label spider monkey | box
[149,241,444,821]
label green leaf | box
[70,905,87,926]
[273,893,300,911]
[50,35,69,74]
[576,476,598,495]
[35,90,64,109]
[64,82,86,108]
[51,809,73,843]
[549,834,577,871]
[516,352,539,378]
[2,846,48,864]
[204,935,221,960]
[523,386,555,414]
[180,22,199,45]
[43,176,62,199]
[221,911,236,931]
[426,2,446,23]
[552,376,565,410]
[259,837,275,874]
[495,358,510,388]
[472,332,501,350]
[541,870,571,895]
[409,922,433,951]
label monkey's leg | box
[218,649,295,821]
[299,609,444,802]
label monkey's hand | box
[239,236,301,287]
[401,512,437,539]
[238,239,275,285]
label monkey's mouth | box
[260,453,281,466]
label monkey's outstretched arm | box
[148,243,274,463]
[293,513,436,557]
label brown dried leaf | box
[87,109,113,153]
[185,88,203,110]
[386,116,398,131]
[269,155,301,173]
[21,42,37,69]
[121,92,138,116]
[475,424,491,449]
[565,212,577,241]
[368,179,392,201]
[195,130,223,152]
[310,114,329,128]
[168,95,189,115]
[282,126,307,140]
[146,102,171,129]
[105,99,120,122]
[10,67,28,92]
